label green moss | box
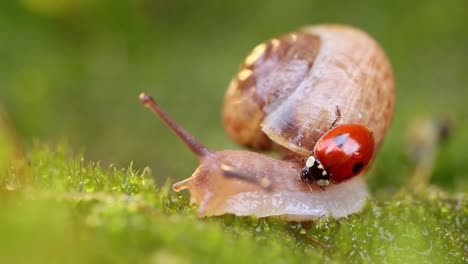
[0,145,466,264]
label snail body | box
[140,94,369,221]
[174,150,369,220]
[140,24,395,221]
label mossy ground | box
[1,144,466,264]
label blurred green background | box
[0,0,467,191]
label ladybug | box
[300,124,375,188]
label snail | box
[140,24,395,221]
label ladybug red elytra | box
[300,124,375,188]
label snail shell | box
[140,24,395,221]
[223,24,394,156]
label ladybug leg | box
[329,105,342,129]
[319,185,326,191]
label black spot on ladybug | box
[333,133,349,147]
[352,161,364,174]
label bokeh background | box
[0,0,467,192]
